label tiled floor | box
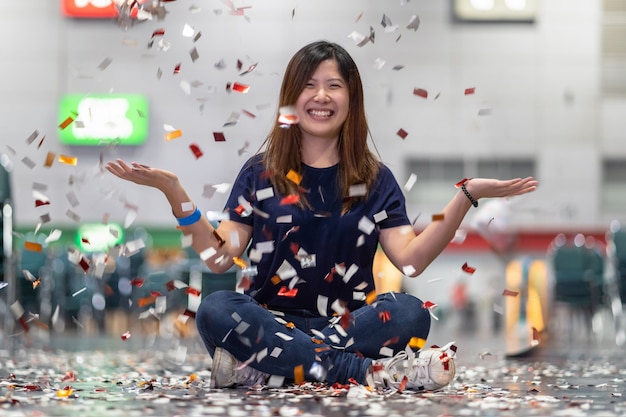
[1,306,625,417]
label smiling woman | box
[105,40,537,392]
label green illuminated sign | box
[75,223,124,253]
[58,94,149,146]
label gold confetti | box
[58,155,78,166]
[165,130,183,141]
[294,365,304,384]
[285,169,302,185]
[408,337,426,349]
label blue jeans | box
[195,290,431,385]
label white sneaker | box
[210,348,270,388]
[369,342,457,391]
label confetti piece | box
[24,241,42,252]
[502,289,519,297]
[349,184,367,197]
[404,173,417,192]
[97,57,112,71]
[286,169,302,185]
[277,286,298,297]
[58,116,74,130]
[432,213,444,221]
[44,152,56,167]
[280,194,300,205]
[121,331,131,340]
[278,106,299,125]
[408,337,426,349]
[461,262,476,274]
[72,287,87,297]
[165,130,182,141]
[455,178,471,188]
[189,143,203,159]
[396,128,408,139]
[231,82,250,93]
[239,63,258,76]
[407,15,421,31]
[413,88,428,99]
[464,87,476,95]
[58,154,78,166]
[213,132,226,142]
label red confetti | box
[502,289,519,297]
[213,132,226,142]
[378,310,391,323]
[186,287,201,297]
[455,178,471,188]
[280,194,300,205]
[35,199,50,207]
[242,109,256,118]
[532,327,540,345]
[290,242,299,255]
[189,143,203,159]
[396,128,408,139]
[173,63,181,74]
[413,88,428,99]
[234,204,245,215]
[231,82,250,93]
[464,87,475,95]
[78,257,90,273]
[422,300,437,310]
[121,331,131,340]
[130,278,145,287]
[461,262,476,274]
[439,352,450,370]
[238,275,252,291]
[183,309,197,319]
[340,310,353,329]
[18,316,30,333]
[165,280,177,291]
[151,28,165,38]
[149,291,163,298]
[62,371,77,382]
[277,286,298,297]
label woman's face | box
[295,59,349,142]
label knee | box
[391,292,432,335]
[196,290,238,329]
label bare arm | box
[105,159,251,273]
[379,177,538,277]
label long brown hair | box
[262,40,380,213]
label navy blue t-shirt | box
[224,154,410,317]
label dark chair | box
[549,234,606,341]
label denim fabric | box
[196,290,431,385]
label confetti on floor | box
[0,334,624,417]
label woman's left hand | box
[464,177,538,200]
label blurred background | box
[1,0,625,359]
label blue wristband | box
[176,207,202,226]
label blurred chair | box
[548,233,606,342]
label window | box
[405,158,535,210]
[602,159,626,211]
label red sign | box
[61,0,118,18]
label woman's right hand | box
[105,159,179,193]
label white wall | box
[2,0,624,230]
